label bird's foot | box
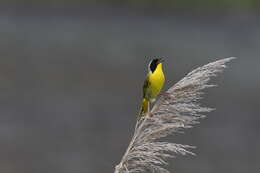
[147,112,154,117]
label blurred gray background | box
[0,1,259,173]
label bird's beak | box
[159,58,165,63]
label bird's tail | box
[138,98,149,120]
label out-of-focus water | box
[0,7,259,173]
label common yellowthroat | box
[138,58,165,119]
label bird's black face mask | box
[150,59,160,73]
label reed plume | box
[114,57,235,173]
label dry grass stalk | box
[114,57,236,173]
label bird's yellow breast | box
[148,63,165,99]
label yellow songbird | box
[138,58,165,119]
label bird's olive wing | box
[143,77,150,98]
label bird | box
[138,58,165,119]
